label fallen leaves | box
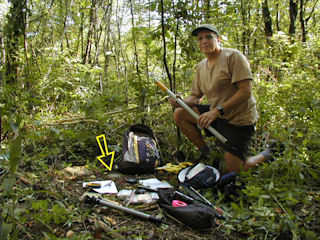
[62,166,92,178]
[66,230,74,237]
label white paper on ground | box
[186,163,206,179]
[82,180,118,194]
[138,178,172,190]
[117,189,133,199]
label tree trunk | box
[289,0,298,36]
[83,0,96,64]
[161,0,183,161]
[299,0,306,42]
[115,0,128,105]
[301,0,319,42]
[172,2,182,155]
[130,0,144,123]
[94,0,112,65]
[102,1,113,93]
[276,3,280,32]
[262,0,273,37]
[305,0,319,26]
[172,1,179,94]
[5,0,26,84]
[160,0,172,89]
[78,11,84,59]
[129,0,141,80]
[204,0,211,21]
[60,0,74,52]
[24,0,30,81]
[240,0,249,54]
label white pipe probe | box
[154,80,227,144]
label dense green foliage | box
[1,0,319,239]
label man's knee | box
[173,108,185,125]
[173,106,199,125]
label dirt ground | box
[18,165,242,240]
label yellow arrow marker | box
[96,134,115,171]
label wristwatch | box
[217,105,225,116]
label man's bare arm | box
[169,94,201,108]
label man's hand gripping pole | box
[154,80,228,144]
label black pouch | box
[158,189,216,229]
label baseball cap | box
[191,24,220,37]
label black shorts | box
[195,104,255,160]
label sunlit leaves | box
[9,135,22,174]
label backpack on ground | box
[118,124,163,174]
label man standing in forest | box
[170,24,279,172]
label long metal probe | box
[85,196,163,224]
[154,80,227,144]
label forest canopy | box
[0,0,319,239]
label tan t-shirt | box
[191,48,258,126]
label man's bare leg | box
[173,107,207,149]
[224,152,243,172]
[225,151,269,172]
[174,107,278,172]
[244,154,268,170]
